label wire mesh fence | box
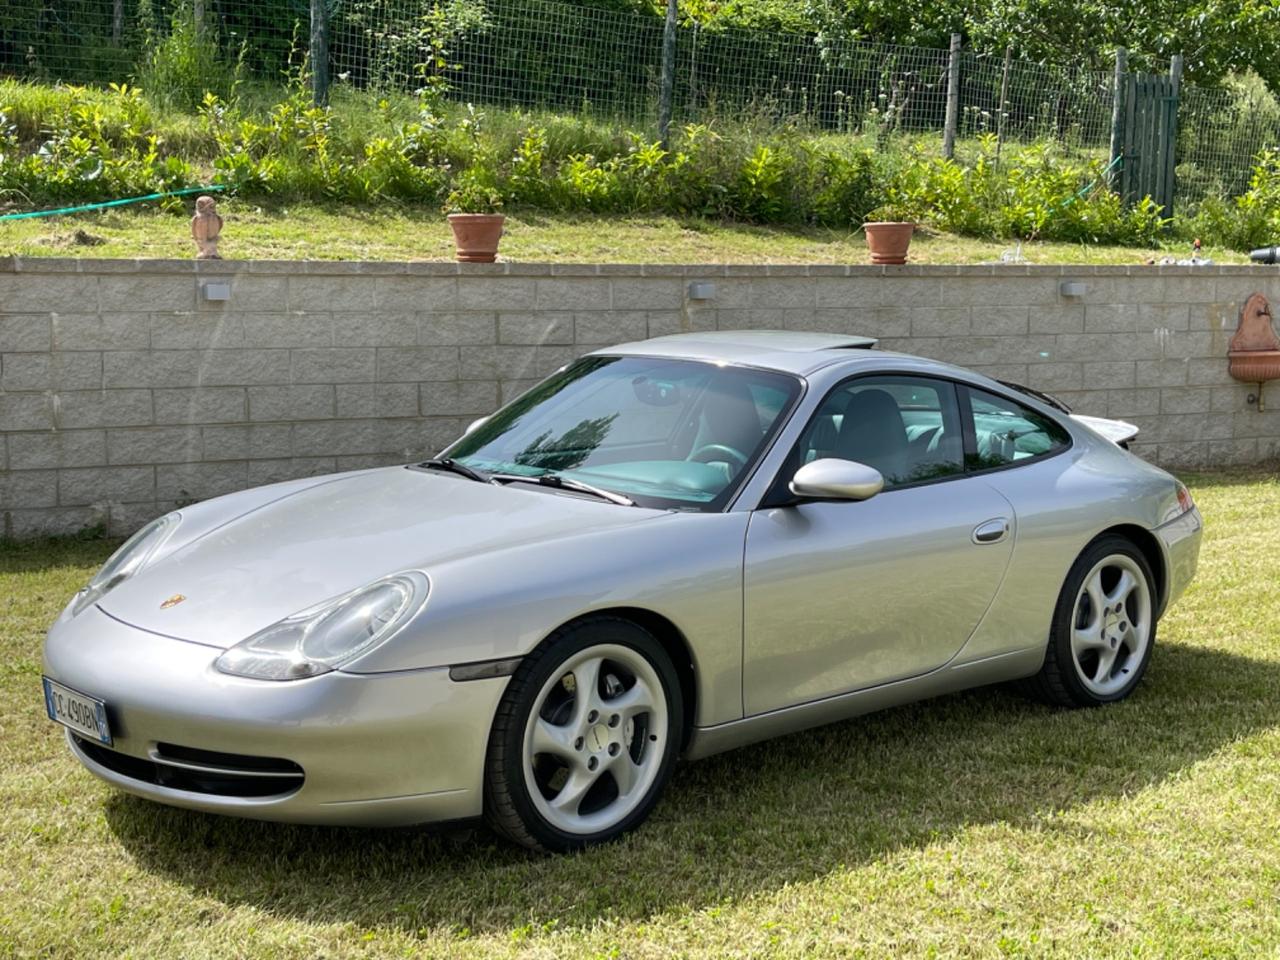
[2,0,136,82]
[330,0,660,118]
[328,0,1120,151]
[0,0,1110,145]
[1178,83,1280,201]
[957,52,1114,150]
[1,0,1278,205]
[673,26,951,135]
[0,0,304,85]
[328,0,959,132]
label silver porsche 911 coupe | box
[42,330,1202,851]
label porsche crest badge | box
[160,594,187,609]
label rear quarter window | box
[965,386,1071,470]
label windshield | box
[442,356,802,510]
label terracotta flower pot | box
[447,213,506,263]
[864,221,915,265]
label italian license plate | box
[42,677,112,745]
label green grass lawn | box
[1,471,1277,958]
[0,204,1245,265]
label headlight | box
[214,572,428,681]
[63,513,180,620]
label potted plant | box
[863,204,916,265]
[445,167,505,263]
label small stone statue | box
[190,195,223,259]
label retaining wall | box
[1,257,1277,538]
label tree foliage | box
[589,0,1280,89]
[960,0,1280,87]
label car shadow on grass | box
[103,639,1280,935]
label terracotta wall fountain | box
[1228,293,1280,410]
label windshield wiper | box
[489,473,635,506]
[418,458,488,483]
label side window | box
[795,376,964,489]
[965,386,1071,469]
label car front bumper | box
[1155,505,1203,614]
[43,605,509,827]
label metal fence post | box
[1109,47,1127,190]
[942,33,961,159]
[310,0,330,106]
[1164,53,1183,215]
[658,0,678,145]
[995,44,1012,163]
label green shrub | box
[808,148,878,226]
[446,161,503,213]
[202,85,451,203]
[0,83,195,205]
[650,124,734,218]
[357,134,441,202]
[892,152,993,235]
[1184,149,1280,250]
[733,144,789,222]
[879,138,1167,246]
[506,126,552,206]
[553,153,618,211]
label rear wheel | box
[1025,535,1157,707]
[483,617,683,852]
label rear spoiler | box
[1070,413,1140,448]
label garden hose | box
[1060,154,1124,208]
[0,184,225,222]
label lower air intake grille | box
[74,737,304,798]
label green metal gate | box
[1111,58,1182,215]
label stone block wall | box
[1,257,1276,538]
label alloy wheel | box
[1069,554,1153,697]
[521,643,668,835]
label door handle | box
[972,518,1010,544]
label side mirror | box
[789,458,884,502]
[464,416,488,436]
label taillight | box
[1175,482,1195,516]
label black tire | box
[483,616,684,852]
[1023,534,1159,707]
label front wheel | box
[483,617,683,852]
[1025,535,1158,707]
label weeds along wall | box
[0,257,1276,540]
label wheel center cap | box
[1105,610,1122,632]
[587,723,610,752]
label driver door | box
[742,375,1015,716]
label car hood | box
[97,467,665,648]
